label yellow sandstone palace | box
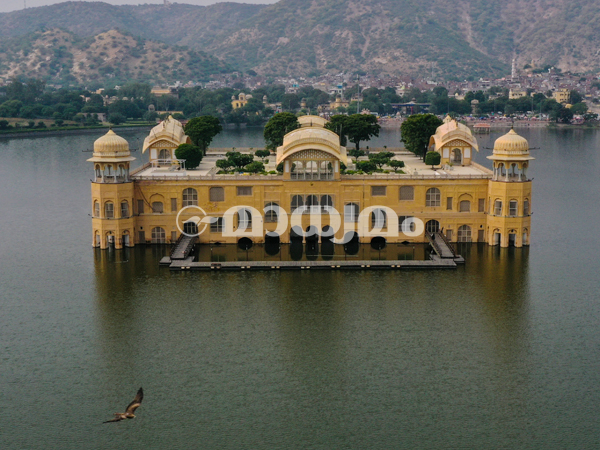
[89,115,533,249]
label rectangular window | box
[459,200,470,212]
[237,186,253,196]
[210,217,224,232]
[137,199,144,214]
[509,200,518,217]
[138,231,145,243]
[171,198,177,212]
[120,202,129,218]
[524,199,530,216]
[371,186,387,196]
[478,229,485,242]
[152,202,163,214]
[478,198,485,213]
[171,231,177,242]
[446,229,453,241]
[399,186,414,201]
[446,197,453,210]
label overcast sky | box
[0,0,278,13]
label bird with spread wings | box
[103,387,144,423]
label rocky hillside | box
[0,0,599,78]
[0,28,231,85]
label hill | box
[0,28,232,86]
[0,1,599,78]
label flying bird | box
[103,387,144,423]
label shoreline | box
[0,124,153,140]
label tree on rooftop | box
[245,161,265,173]
[424,151,441,170]
[400,114,443,159]
[184,115,223,154]
[390,160,405,172]
[263,112,299,151]
[175,143,203,169]
[255,149,271,161]
[225,151,254,170]
[368,151,394,169]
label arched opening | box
[321,225,334,241]
[343,231,359,255]
[237,237,253,250]
[290,226,303,242]
[94,231,101,247]
[106,232,115,248]
[306,195,319,214]
[122,231,130,247]
[452,148,462,164]
[93,201,100,217]
[265,233,280,255]
[493,230,501,246]
[522,229,529,246]
[95,165,102,182]
[183,221,198,235]
[425,220,440,234]
[306,225,319,242]
[158,149,170,164]
[508,230,517,247]
[370,236,386,250]
[321,195,333,211]
[265,202,279,223]
[237,208,252,231]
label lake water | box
[1,126,599,449]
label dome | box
[94,129,130,155]
[87,129,135,163]
[493,128,529,154]
[487,128,534,162]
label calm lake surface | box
[1,126,599,449]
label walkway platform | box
[163,257,458,271]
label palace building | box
[89,115,533,250]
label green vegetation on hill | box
[0,28,232,87]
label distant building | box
[232,93,252,109]
[553,89,570,104]
[509,89,528,99]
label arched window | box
[209,187,224,202]
[344,203,359,222]
[95,165,102,181]
[152,202,164,214]
[459,200,471,212]
[426,220,440,233]
[151,227,166,244]
[104,201,114,219]
[524,199,530,216]
[306,195,319,213]
[321,195,333,211]
[291,195,304,212]
[371,209,387,229]
[183,188,198,206]
[509,200,518,217]
[494,200,502,216]
[93,201,100,217]
[400,186,414,201]
[426,188,441,207]
[237,209,252,230]
[457,225,472,242]
[265,202,279,223]
[120,201,129,218]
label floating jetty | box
[160,255,462,271]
